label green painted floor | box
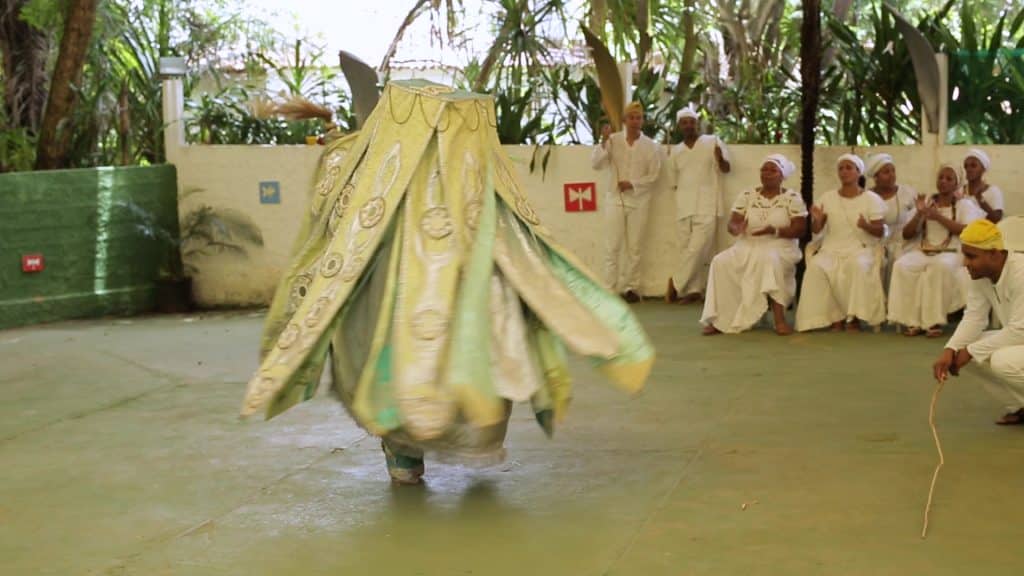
[1,303,1021,575]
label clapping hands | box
[810,204,826,226]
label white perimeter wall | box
[169,141,1024,308]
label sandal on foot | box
[925,326,944,338]
[903,327,923,337]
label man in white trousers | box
[933,219,1024,425]
[590,102,662,303]
[665,106,731,304]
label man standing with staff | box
[591,101,662,303]
[665,106,731,304]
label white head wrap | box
[676,107,699,122]
[763,154,796,180]
[837,153,865,175]
[965,148,991,171]
[865,153,894,178]
[937,162,962,188]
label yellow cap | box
[960,219,1004,250]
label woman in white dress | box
[887,164,984,337]
[865,153,917,286]
[962,148,1004,223]
[796,154,887,332]
[701,154,807,336]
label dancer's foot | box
[701,325,721,336]
[774,322,794,336]
[925,325,944,338]
[845,320,862,333]
[621,290,641,304]
[829,321,844,332]
[382,441,424,485]
[903,326,923,337]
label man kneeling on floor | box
[933,219,1024,425]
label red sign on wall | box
[564,182,597,212]
[21,254,44,273]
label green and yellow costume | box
[241,80,654,470]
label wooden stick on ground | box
[921,378,946,539]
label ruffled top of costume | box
[389,79,489,102]
[383,80,497,132]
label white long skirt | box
[882,238,906,295]
[700,238,801,334]
[795,246,886,330]
[886,250,965,329]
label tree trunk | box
[796,0,821,291]
[717,1,749,64]
[0,0,50,132]
[34,0,98,170]
[799,0,821,232]
[674,0,699,103]
[118,82,131,166]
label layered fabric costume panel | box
[241,80,655,458]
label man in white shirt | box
[591,102,663,303]
[665,107,731,304]
[933,219,1024,425]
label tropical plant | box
[0,104,36,171]
[254,38,337,101]
[539,64,604,144]
[714,66,802,144]
[0,0,50,160]
[494,86,551,144]
[819,6,921,145]
[184,83,353,145]
[7,0,1024,168]
[941,3,1024,144]
[630,66,685,142]
[187,86,289,145]
[1,0,326,170]
[97,1,169,165]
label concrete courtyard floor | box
[1,302,1022,575]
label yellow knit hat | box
[960,219,1004,250]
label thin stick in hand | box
[921,378,945,539]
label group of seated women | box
[699,148,1005,337]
